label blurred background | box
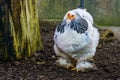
[38,0,120,26]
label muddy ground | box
[0,21,120,80]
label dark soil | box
[0,21,120,80]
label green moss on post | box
[9,0,43,59]
[0,0,43,60]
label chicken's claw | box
[71,67,76,71]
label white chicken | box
[53,8,100,72]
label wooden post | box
[0,0,43,60]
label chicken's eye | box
[71,15,74,17]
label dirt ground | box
[0,21,120,80]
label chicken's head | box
[66,13,75,20]
[64,8,93,24]
[65,11,81,24]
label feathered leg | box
[54,45,73,69]
[75,46,97,72]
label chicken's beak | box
[67,13,75,20]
